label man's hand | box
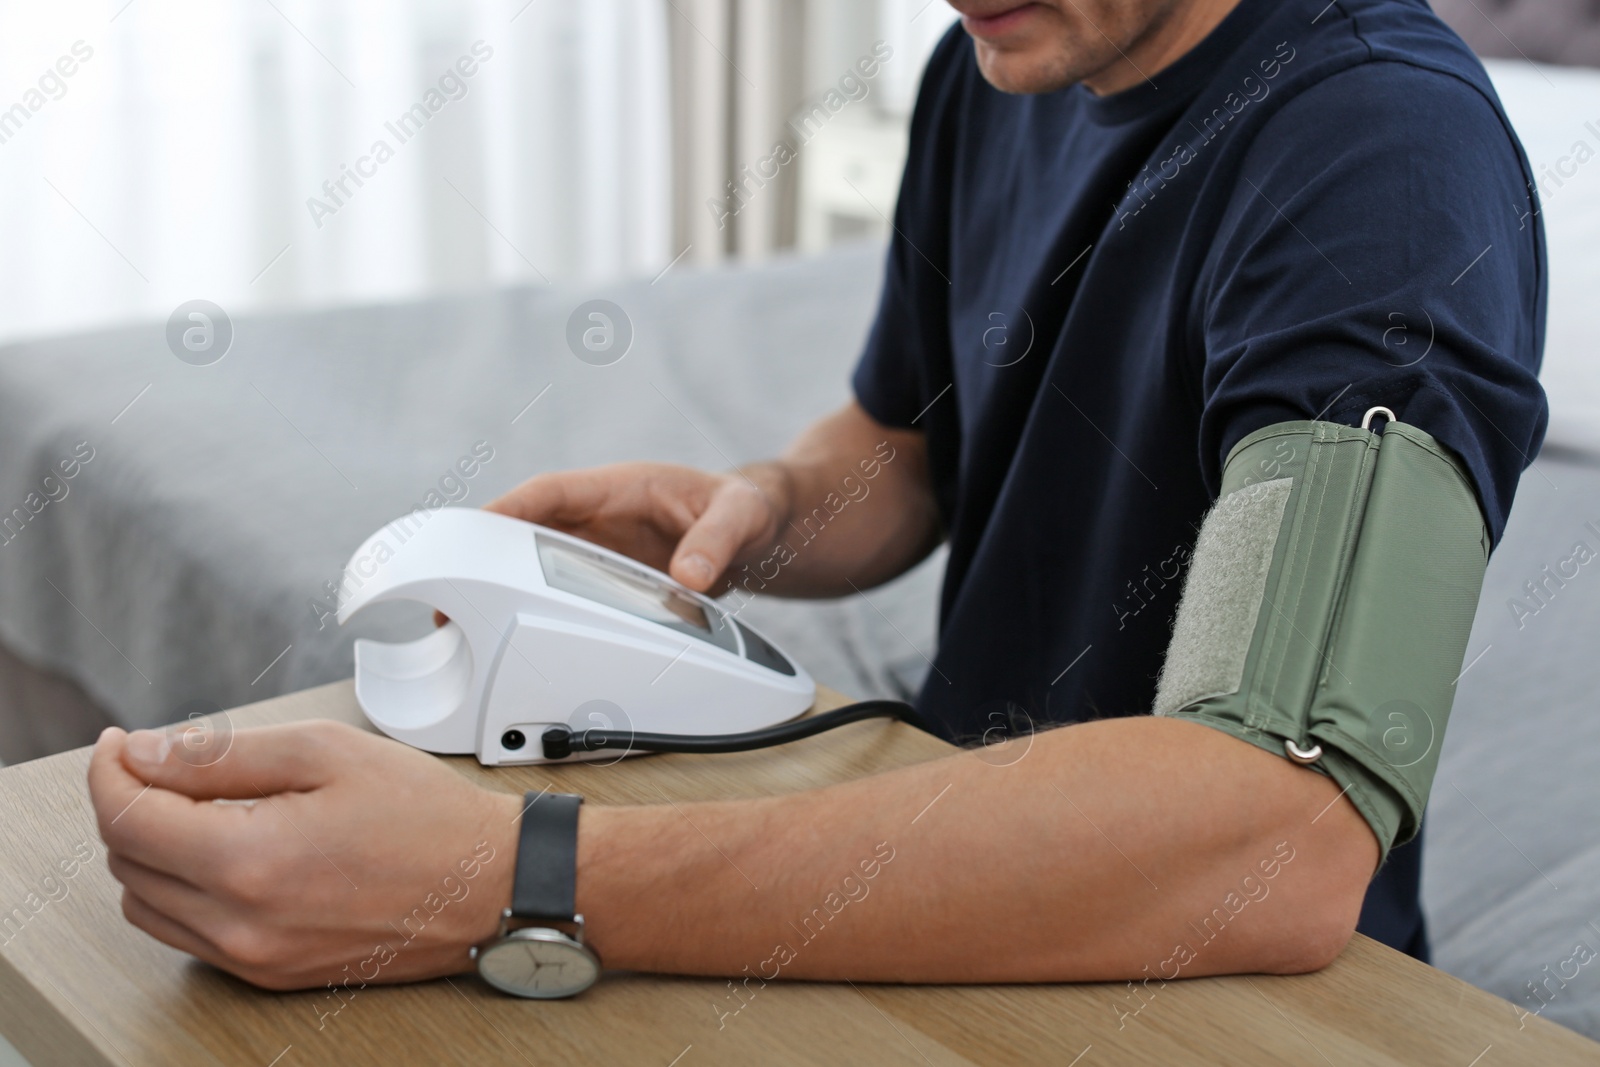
[88,722,519,991]
[486,401,941,598]
[486,461,787,593]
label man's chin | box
[971,43,1082,94]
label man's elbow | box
[1221,862,1366,976]
[1264,899,1362,975]
[1247,803,1376,975]
[1204,751,1380,977]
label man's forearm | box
[574,716,1378,983]
[86,703,1379,993]
[732,401,942,597]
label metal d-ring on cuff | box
[1361,406,1397,432]
[1284,738,1323,765]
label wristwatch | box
[471,792,602,998]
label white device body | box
[336,508,815,765]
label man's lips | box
[960,2,1040,39]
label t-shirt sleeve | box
[1197,60,1548,543]
[851,26,967,430]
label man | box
[89,0,1543,993]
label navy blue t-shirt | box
[852,0,1547,959]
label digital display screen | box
[536,534,739,653]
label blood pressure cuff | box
[1154,419,1490,863]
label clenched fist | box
[88,720,520,992]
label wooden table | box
[2,681,1595,1066]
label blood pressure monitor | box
[336,507,816,764]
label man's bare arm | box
[578,715,1377,982]
[86,714,1377,991]
[749,399,944,596]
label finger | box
[120,720,342,800]
[485,470,608,526]
[107,852,233,932]
[89,728,255,876]
[88,727,148,838]
[123,891,320,992]
[92,722,351,880]
[670,481,773,591]
[120,887,230,971]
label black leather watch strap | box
[511,792,582,921]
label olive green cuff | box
[1155,418,1490,865]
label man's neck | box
[1082,0,1245,96]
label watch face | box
[478,929,601,999]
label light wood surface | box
[1,680,1594,1066]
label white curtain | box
[0,0,672,346]
[668,0,955,261]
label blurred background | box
[0,0,957,347]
